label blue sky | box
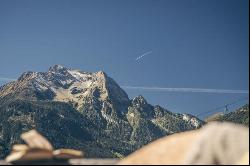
[0,0,249,119]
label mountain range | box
[0,65,204,159]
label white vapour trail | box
[121,86,249,94]
[135,51,152,61]
[0,77,16,81]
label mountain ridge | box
[206,104,249,126]
[0,65,204,159]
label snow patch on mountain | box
[183,114,200,128]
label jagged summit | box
[0,65,129,111]
[18,71,38,81]
[49,64,67,71]
[48,64,69,74]
[132,95,148,105]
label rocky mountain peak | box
[0,65,205,159]
[18,71,38,81]
[128,95,156,118]
[48,64,68,73]
[132,95,148,106]
[0,65,130,113]
[95,71,107,77]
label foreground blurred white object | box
[119,122,249,165]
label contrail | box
[121,86,249,94]
[135,51,152,61]
[0,77,248,94]
[0,77,16,81]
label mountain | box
[0,65,204,159]
[206,104,249,126]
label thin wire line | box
[196,96,249,117]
